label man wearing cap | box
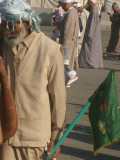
[104,2,120,55]
[79,0,103,69]
[60,0,79,85]
[72,0,78,8]
[0,0,66,159]
[76,3,89,51]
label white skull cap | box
[60,0,73,3]
[76,3,82,7]
[90,0,96,3]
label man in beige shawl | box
[0,0,66,159]
[60,0,79,86]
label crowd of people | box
[0,0,119,160]
[52,0,104,88]
[0,0,66,160]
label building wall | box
[105,0,120,13]
[27,0,104,9]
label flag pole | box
[45,101,91,160]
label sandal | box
[103,53,108,57]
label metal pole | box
[45,101,91,160]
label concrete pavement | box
[40,24,120,160]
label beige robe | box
[60,7,79,71]
[2,31,66,147]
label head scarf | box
[76,3,82,8]
[90,0,96,4]
[0,0,40,32]
[112,2,119,9]
[60,0,73,3]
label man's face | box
[113,6,119,13]
[88,0,92,7]
[73,2,77,5]
[77,6,83,12]
[61,2,72,12]
[1,20,28,38]
[1,20,29,47]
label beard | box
[4,25,26,48]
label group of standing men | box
[53,0,103,87]
[0,0,66,160]
[0,0,104,159]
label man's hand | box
[87,37,91,41]
[107,12,111,16]
[47,139,60,160]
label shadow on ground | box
[103,68,120,72]
[65,124,120,150]
[61,145,120,160]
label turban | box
[90,0,96,3]
[60,0,73,3]
[0,0,40,32]
[112,2,119,9]
[76,3,82,8]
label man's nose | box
[4,29,12,36]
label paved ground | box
[40,25,120,160]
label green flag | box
[89,71,120,155]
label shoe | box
[115,55,120,59]
[66,84,70,88]
[103,53,108,57]
[67,76,78,85]
[103,50,109,57]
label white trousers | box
[0,143,45,160]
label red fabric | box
[0,57,17,144]
[55,7,65,23]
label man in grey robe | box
[105,2,120,54]
[79,0,103,69]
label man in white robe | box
[77,3,89,51]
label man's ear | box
[23,21,30,30]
